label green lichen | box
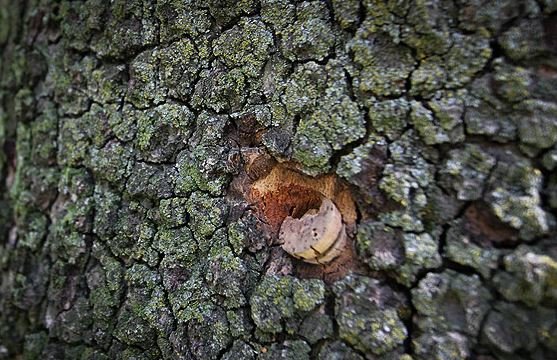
[59,0,105,52]
[125,264,174,336]
[154,226,197,266]
[515,99,557,150]
[186,192,227,241]
[283,61,328,115]
[207,0,257,27]
[164,265,214,324]
[493,59,532,103]
[3,0,557,358]
[402,0,453,57]
[89,64,127,104]
[331,0,360,31]
[250,276,296,334]
[250,276,325,335]
[291,119,333,175]
[159,197,188,228]
[191,66,247,113]
[292,279,325,312]
[57,117,91,167]
[88,140,134,186]
[126,162,176,199]
[114,304,158,348]
[213,18,274,77]
[410,56,447,96]
[159,39,203,101]
[350,26,415,97]
[226,310,254,340]
[410,100,452,145]
[368,99,410,140]
[444,32,492,88]
[155,0,211,42]
[206,244,247,308]
[413,331,470,360]
[176,138,231,197]
[102,201,157,264]
[427,91,466,142]
[91,0,157,59]
[380,163,426,206]
[261,0,296,34]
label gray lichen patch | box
[486,153,553,240]
[134,102,194,163]
[333,275,409,356]
[440,144,497,201]
[277,1,337,62]
[481,301,557,355]
[493,245,557,306]
[412,270,492,337]
[285,60,366,175]
[444,220,500,279]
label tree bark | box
[1,0,557,359]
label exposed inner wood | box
[245,162,362,281]
[250,163,357,230]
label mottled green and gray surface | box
[1,0,557,359]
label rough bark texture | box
[1,0,557,359]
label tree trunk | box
[1,0,557,359]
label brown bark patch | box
[463,202,519,246]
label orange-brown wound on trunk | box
[249,164,357,232]
[244,161,362,281]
